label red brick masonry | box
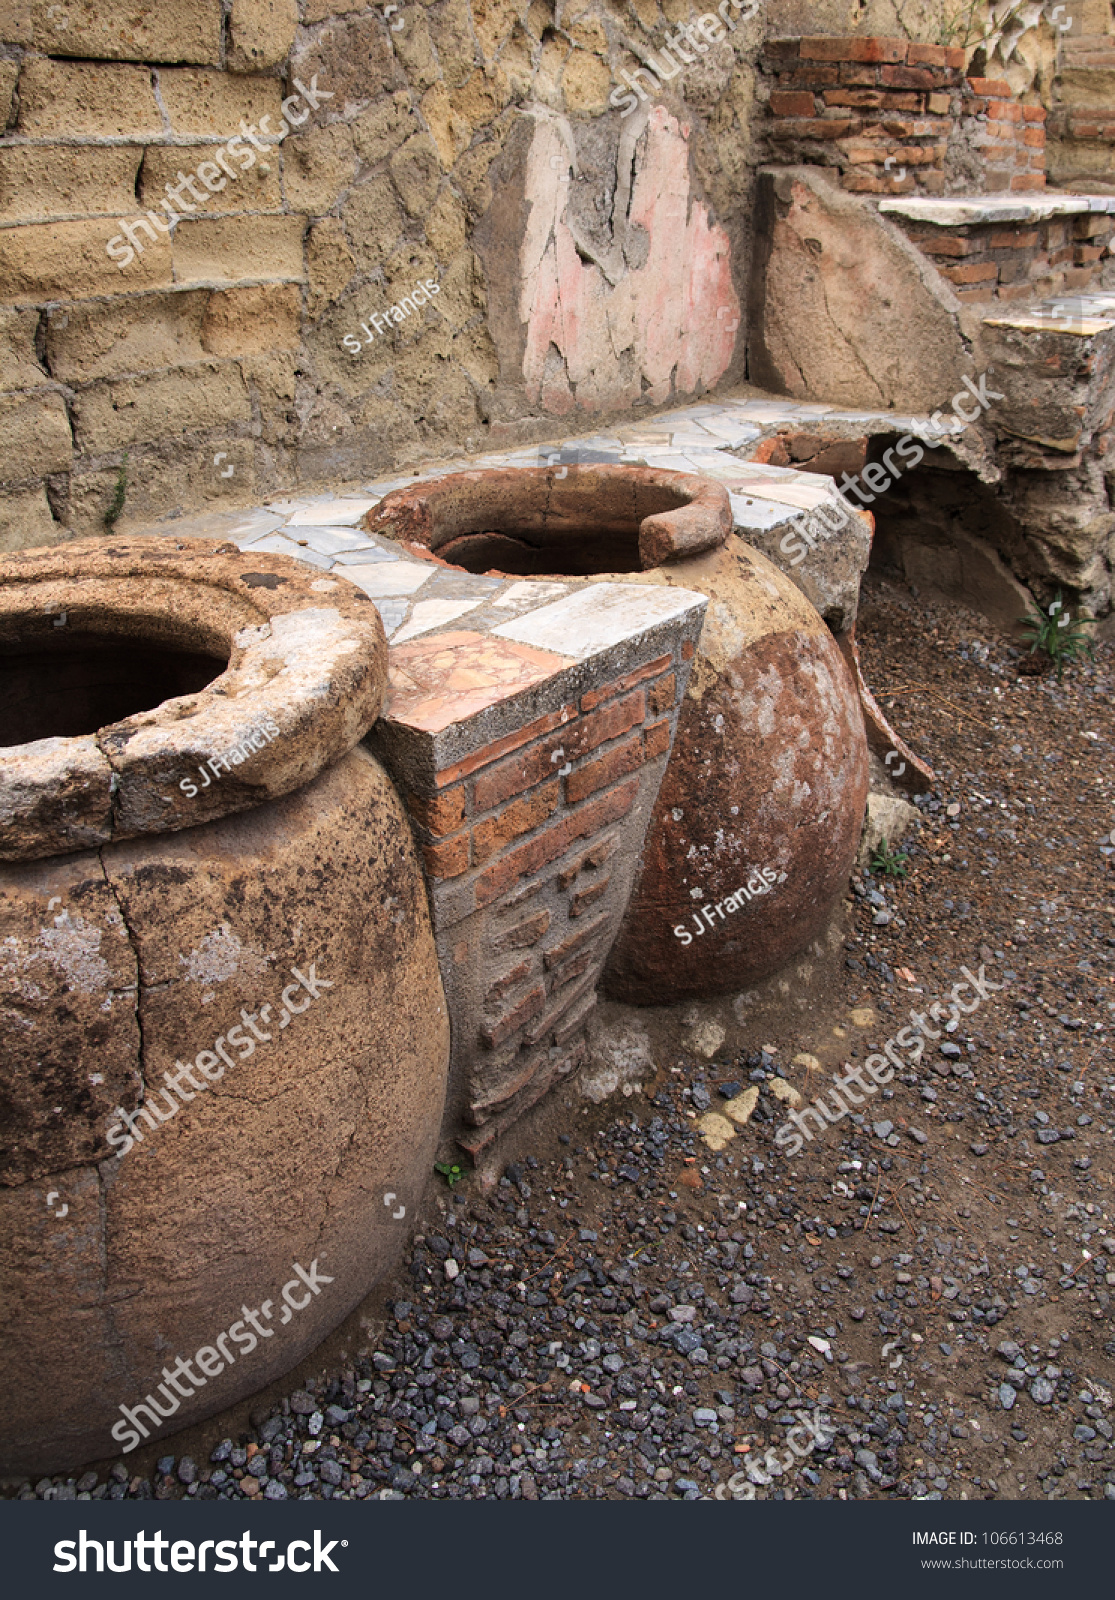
[400,641,696,1155]
[761,37,1046,198]
[890,209,1113,306]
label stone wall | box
[0,2,981,550]
[0,0,773,548]
[1046,1,1115,193]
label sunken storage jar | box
[0,536,450,1476]
[365,464,869,1004]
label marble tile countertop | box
[127,390,978,761]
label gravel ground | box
[15,574,1115,1505]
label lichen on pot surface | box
[0,537,450,1476]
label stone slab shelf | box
[880,194,1115,225]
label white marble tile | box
[695,417,764,448]
[390,597,485,643]
[282,526,375,555]
[332,544,400,564]
[228,511,286,541]
[733,401,803,421]
[639,450,706,473]
[284,497,381,526]
[729,476,838,511]
[492,581,704,658]
[729,493,802,532]
[668,430,724,449]
[490,580,572,610]
[372,598,410,637]
[244,534,335,570]
[339,560,435,597]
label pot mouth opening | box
[0,631,228,748]
[425,480,690,578]
[438,523,648,577]
[365,465,732,574]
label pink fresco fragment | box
[518,106,739,414]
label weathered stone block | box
[158,69,283,136]
[473,0,520,57]
[421,81,473,169]
[289,14,402,115]
[389,133,443,218]
[748,166,972,412]
[351,92,420,166]
[0,308,47,390]
[343,175,406,262]
[201,283,301,356]
[0,59,17,126]
[0,218,172,302]
[44,291,208,384]
[0,145,142,223]
[391,8,440,93]
[65,443,256,533]
[13,0,222,63]
[140,144,283,213]
[283,123,358,216]
[70,362,251,452]
[561,49,611,114]
[15,59,163,138]
[172,216,305,284]
[0,393,72,481]
[228,0,298,72]
[429,0,478,89]
[306,218,356,316]
[0,485,65,552]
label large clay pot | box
[366,465,868,1004]
[601,540,869,1002]
[0,537,450,1476]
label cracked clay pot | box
[0,537,450,1475]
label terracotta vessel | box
[366,465,869,1003]
[0,536,449,1475]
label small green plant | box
[104,451,129,530]
[1018,590,1097,681]
[871,840,909,878]
[938,0,1046,59]
[434,1161,467,1187]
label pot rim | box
[0,536,387,861]
[362,462,732,570]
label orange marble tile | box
[383,630,573,733]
